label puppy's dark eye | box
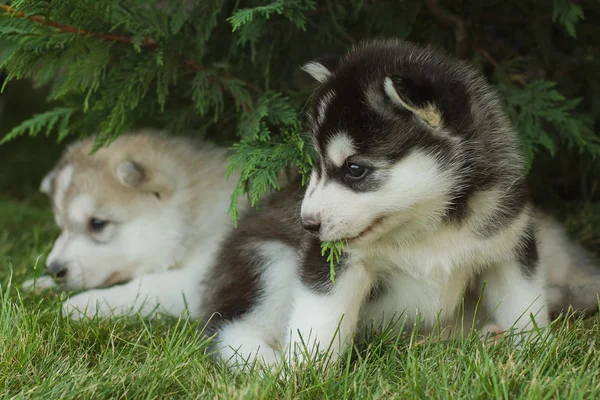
[88,218,108,233]
[345,161,369,181]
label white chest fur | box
[354,214,529,330]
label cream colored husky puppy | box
[23,130,245,319]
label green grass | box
[1,199,600,398]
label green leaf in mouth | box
[320,240,346,284]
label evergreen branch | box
[498,79,600,168]
[552,0,584,38]
[226,120,313,224]
[0,107,74,144]
[181,60,264,95]
[321,240,345,284]
[0,4,158,49]
[424,0,468,58]
[0,4,265,97]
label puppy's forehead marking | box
[54,165,74,212]
[326,133,355,167]
[68,194,95,224]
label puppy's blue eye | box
[346,161,368,179]
[89,218,108,233]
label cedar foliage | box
[0,0,599,250]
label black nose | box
[46,262,67,280]
[301,215,321,233]
[302,222,321,233]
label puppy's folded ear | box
[116,160,172,199]
[383,75,443,130]
[301,54,341,83]
[116,160,145,187]
[40,169,57,196]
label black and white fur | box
[201,39,600,370]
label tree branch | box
[306,7,328,16]
[180,60,264,95]
[478,49,498,68]
[0,4,264,96]
[0,4,158,49]
[424,0,468,59]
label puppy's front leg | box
[285,256,373,366]
[480,257,549,337]
[63,268,202,320]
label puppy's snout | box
[46,261,68,281]
[301,214,321,234]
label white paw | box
[480,323,505,345]
[286,334,311,367]
[220,344,281,375]
[62,291,115,320]
[283,332,328,371]
[21,275,58,293]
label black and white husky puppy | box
[203,39,599,369]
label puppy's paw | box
[62,291,113,320]
[21,275,58,293]
[480,323,504,345]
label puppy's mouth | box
[101,271,129,288]
[43,271,67,286]
[329,216,386,245]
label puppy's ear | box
[116,160,145,187]
[301,54,341,83]
[383,75,444,130]
[40,169,57,196]
[116,160,172,199]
